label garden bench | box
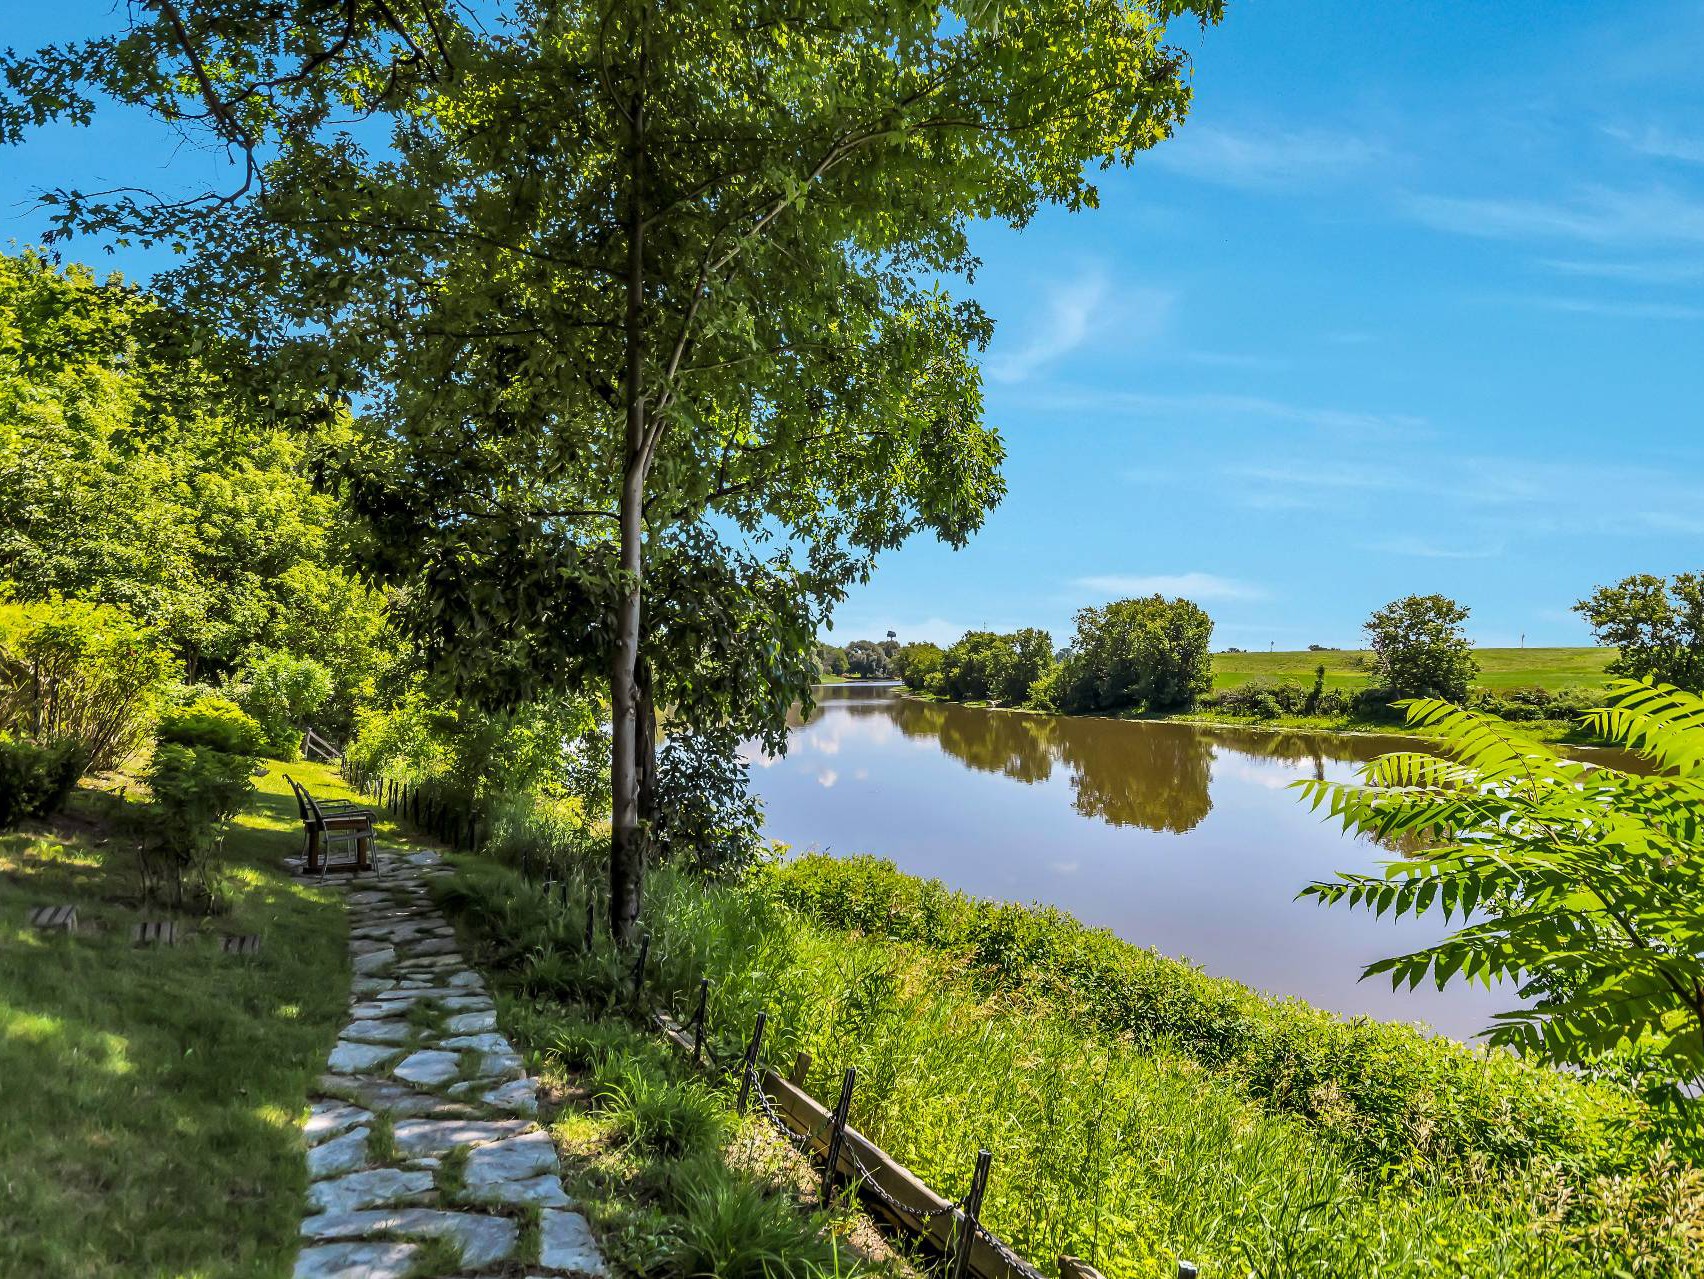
[28,904,77,934]
[285,775,375,876]
[132,920,177,946]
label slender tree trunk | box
[609,33,648,945]
[635,656,658,843]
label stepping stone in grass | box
[328,1040,400,1074]
[27,905,77,934]
[443,1010,496,1035]
[352,947,395,975]
[305,1102,373,1147]
[221,933,261,956]
[465,1173,570,1210]
[391,1116,531,1157]
[438,1031,510,1055]
[132,920,177,946]
[541,1210,607,1276]
[343,1019,412,1045]
[308,1167,436,1215]
[463,1130,560,1189]
[300,1208,516,1268]
[307,1126,370,1179]
[292,1240,418,1279]
[391,1050,461,1088]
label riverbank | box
[437,844,1699,1279]
[897,687,1596,744]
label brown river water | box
[742,681,1523,1041]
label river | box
[741,681,1515,1041]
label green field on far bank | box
[1212,646,1615,692]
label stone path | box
[296,849,608,1279]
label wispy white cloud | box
[1072,572,1269,602]
[1369,537,1502,560]
[1153,124,1385,190]
[1537,256,1704,285]
[1040,387,1426,436]
[1604,124,1704,165]
[1407,185,1704,246]
[984,270,1171,384]
[1524,295,1704,321]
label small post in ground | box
[736,1011,767,1114]
[631,931,651,1004]
[952,1148,993,1279]
[822,1067,857,1203]
[691,978,710,1066]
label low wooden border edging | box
[657,1012,1038,1279]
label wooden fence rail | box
[654,1012,1193,1279]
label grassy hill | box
[1213,647,1615,693]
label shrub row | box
[758,854,1646,1182]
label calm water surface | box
[742,682,1514,1041]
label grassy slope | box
[0,759,377,1278]
[1212,647,1615,692]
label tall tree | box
[1575,572,1704,692]
[5,0,1223,939]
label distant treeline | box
[833,575,1704,723]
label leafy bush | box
[156,695,265,756]
[1471,684,1598,723]
[0,594,177,770]
[938,628,1053,704]
[238,651,332,759]
[1365,594,1477,701]
[142,694,260,907]
[1053,595,1214,714]
[889,641,943,691]
[0,734,87,829]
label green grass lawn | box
[0,758,387,1278]
[1212,646,1615,692]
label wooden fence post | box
[736,1012,767,1114]
[952,1148,993,1279]
[691,978,710,1066]
[822,1067,857,1202]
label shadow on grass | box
[0,759,382,1278]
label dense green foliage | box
[0,734,86,829]
[1576,572,1704,691]
[0,593,176,770]
[237,651,332,760]
[0,252,389,735]
[142,695,263,906]
[937,627,1053,703]
[1365,594,1478,704]
[441,849,1693,1278]
[1301,682,1704,1099]
[890,640,945,690]
[1053,596,1214,714]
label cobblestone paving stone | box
[294,849,608,1279]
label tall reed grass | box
[437,856,1701,1278]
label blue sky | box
[5,2,1702,651]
